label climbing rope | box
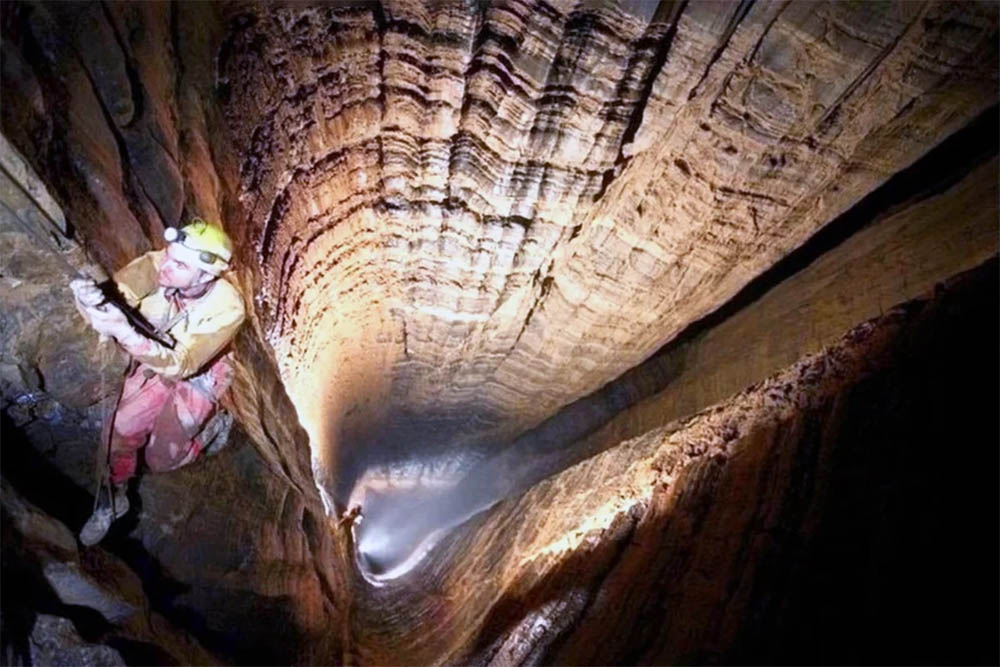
[91,338,132,516]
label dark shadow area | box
[100,443,314,667]
[1,411,99,536]
[711,259,999,666]
[1,422,183,666]
[1,411,310,665]
[0,505,147,665]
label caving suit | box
[102,249,245,483]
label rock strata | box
[218,0,999,503]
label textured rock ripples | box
[218,0,998,505]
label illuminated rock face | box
[0,1,998,664]
[355,260,998,666]
[217,0,998,505]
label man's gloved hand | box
[70,279,104,308]
[71,278,148,349]
[86,302,135,341]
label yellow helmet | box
[164,219,233,275]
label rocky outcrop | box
[1,478,217,665]
[25,615,124,667]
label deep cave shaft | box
[0,0,997,664]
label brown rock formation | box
[1,1,997,664]
[219,0,997,481]
[345,257,993,666]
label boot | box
[200,410,234,455]
[79,483,129,546]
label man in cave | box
[69,219,245,546]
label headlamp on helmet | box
[164,219,233,276]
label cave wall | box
[1,3,347,663]
[388,259,995,666]
[381,113,998,531]
[572,124,999,469]
[217,0,998,500]
[4,0,997,508]
[541,259,998,666]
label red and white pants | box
[105,360,231,484]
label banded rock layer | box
[219,0,998,501]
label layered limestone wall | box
[218,1,998,500]
[459,112,998,505]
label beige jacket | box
[112,250,245,381]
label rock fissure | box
[687,0,758,101]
